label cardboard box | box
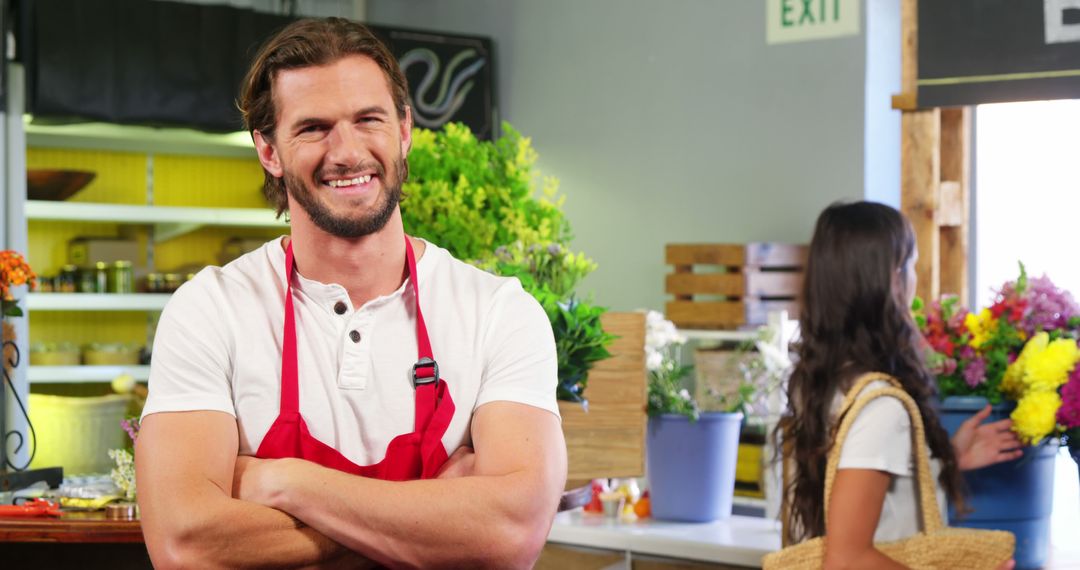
[68,238,140,266]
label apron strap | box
[404,237,441,440]
[280,241,300,414]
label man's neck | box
[286,209,423,309]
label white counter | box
[547,509,781,567]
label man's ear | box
[400,106,413,157]
[253,130,283,178]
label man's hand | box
[233,455,275,506]
[952,405,1023,471]
[436,445,476,479]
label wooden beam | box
[938,181,965,227]
[938,107,971,303]
[901,109,941,302]
[893,0,919,109]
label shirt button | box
[334,301,347,315]
[349,330,361,343]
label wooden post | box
[938,108,971,304]
[895,0,971,305]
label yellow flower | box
[966,309,996,349]
[1002,332,1048,399]
[1010,391,1062,445]
[1023,337,1080,392]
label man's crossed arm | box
[136,401,566,569]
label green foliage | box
[551,297,616,402]
[401,122,615,402]
[477,242,597,300]
[401,122,569,262]
[647,357,697,421]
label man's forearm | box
[142,483,347,569]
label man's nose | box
[325,123,365,168]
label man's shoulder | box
[423,240,534,304]
[167,238,282,308]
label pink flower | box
[1058,368,1080,429]
[963,357,987,388]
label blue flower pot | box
[940,396,1056,570]
[645,412,743,522]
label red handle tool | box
[0,498,62,517]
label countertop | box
[547,509,781,567]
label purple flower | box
[963,357,987,388]
[1059,367,1080,429]
[959,345,976,361]
[1023,274,1080,335]
[120,418,140,443]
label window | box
[975,99,1080,549]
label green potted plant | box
[401,123,615,403]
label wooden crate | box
[559,311,646,481]
[665,243,807,329]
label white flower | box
[646,350,664,371]
[679,389,691,400]
[755,340,792,373]
[108,448,137,501]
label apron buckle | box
[412,357,439,388]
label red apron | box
[254,236,453,480]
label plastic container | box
[646,411,743,522]
[940,396,1056,570]
[28,393,131,474]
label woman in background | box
[778,201,1021,569]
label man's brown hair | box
[238,18,409,216]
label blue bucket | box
[646,412,743,522]
[939,396,1057,570]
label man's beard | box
[285,156,404,239]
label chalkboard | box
[918,0,1080,107]
[23,0,496,138]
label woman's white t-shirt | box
[832,381,949,542]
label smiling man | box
[135,18,566,569]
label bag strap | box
[823,380,945,534]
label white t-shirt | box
[832,381,949,542]
[142,237,560,466]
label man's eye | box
[300,125,325,134]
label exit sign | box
[767,0,860,44]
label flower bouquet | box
[914,263,1079,569]
[0,250,37,318]
[914,263,1080,447]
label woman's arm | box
[824,469,908,570]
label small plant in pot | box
[643,311,750,522]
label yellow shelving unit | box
[25,122,287,385]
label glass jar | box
[109,261,134,293]
[163,273,183,293]
[58,265,79,293]
[145,272,164,293]
[94,261,109,293]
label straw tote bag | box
[762,373,1014,570]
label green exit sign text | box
[767,0,860,44]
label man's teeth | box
[327,175,372,187]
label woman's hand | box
[952,405,1023,471]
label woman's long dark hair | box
[777,201,963,545]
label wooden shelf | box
[25,116,254,158]
[28,365,150,384]
[25,200,288,241]
[27,293,171,311]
